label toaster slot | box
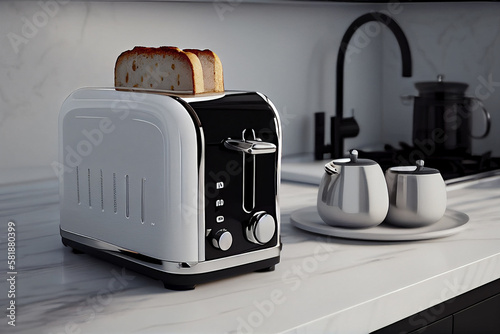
[76,166,81,205]
[113,172,117,213]
[100,169,104,212]
[87,168,92,208]
[243,153,255,213]
[141,177,146,224]
[125,174,130,218]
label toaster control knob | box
[212,229,233,251]
[246,212,276,245]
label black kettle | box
[403,75,491,156]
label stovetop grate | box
[357,142,500,180]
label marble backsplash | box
[0,1,499,174]
[0,1,377,172]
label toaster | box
[58,88,281,290]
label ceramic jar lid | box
[388,160,440,175]
[325,150,377,175]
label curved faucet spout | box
[332,12,412,158]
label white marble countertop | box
[2,171,500,334]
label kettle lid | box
[333,150,378,166]
[389,160,440,175]
[415,74,468,97]
[324,150,377,175]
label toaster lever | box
[224,139,276,155]
[225,131,277,213]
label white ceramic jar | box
[317,150,389,229]
[385,160,447,227]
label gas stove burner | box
[357,142,500,181]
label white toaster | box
[58,88,281,290]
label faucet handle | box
[314,111,360,160]
[338,116,360,137]
[314,112,331,160]
[331,115,360,158]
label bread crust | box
[182,50,205,93]
[114,46,205,94]
[183,49,224,92]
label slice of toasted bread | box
[184,49,224,93]
[114,46,205,94]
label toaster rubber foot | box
[163,282,195,291]
[71,248,85,254]
[255,265,275,273]
[62,239,84,254]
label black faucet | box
[315,12,412,160]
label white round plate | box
[290,206,469,241]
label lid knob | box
[416,159,425,172]
[350,149,358,163]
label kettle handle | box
[469,98,491,139]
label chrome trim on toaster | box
[171,94,206,262]
[255,92,283,245]
[60,228,280,275]
[197,126,206,262]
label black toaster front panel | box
[189,92,280,260]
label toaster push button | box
[212,229,233,251]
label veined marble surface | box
[1,173,500,334]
